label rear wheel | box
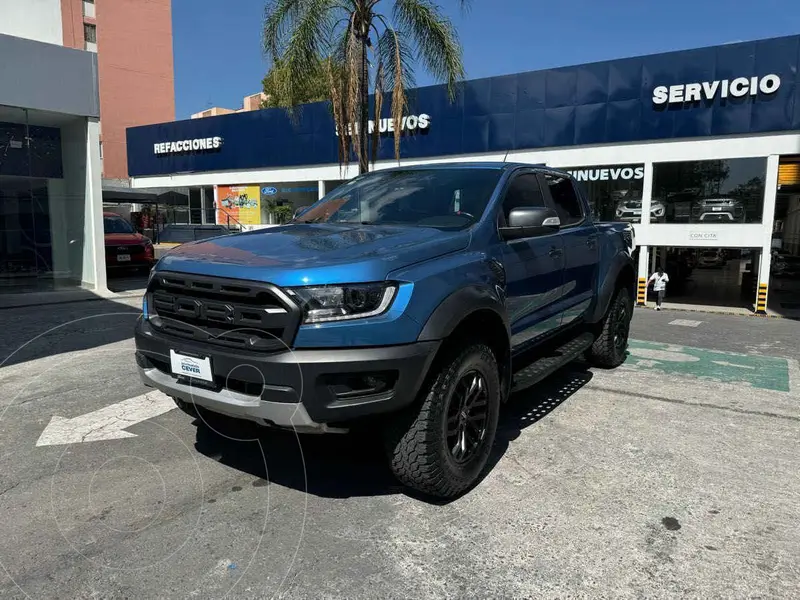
[587,287,633,368]
[384,343,501,499]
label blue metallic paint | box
[156,223,471,287]
[149,163,632,350]
[128,36,800,178]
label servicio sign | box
[652,74,781,105]
[154,136,223,155]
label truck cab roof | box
[374,161,567,175]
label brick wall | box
[62,0,175,179]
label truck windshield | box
[295,168,503,229]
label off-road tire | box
[384,343,501,499]
[587,287,633,368]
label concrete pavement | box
[0,301,797,598]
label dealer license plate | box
[170,349,213,382]
[117,254,131,262]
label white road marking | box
[669,319,703,327]
[711,360,756,370]
[36,391,175,447]
[628,347,700,363]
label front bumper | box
[135,317,439,431]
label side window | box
[542,173,584,226]
[501,173,545,223]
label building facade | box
[0,31,105,294]
[191,92,268,120]
[60,0,176,182]
[127,35,800,317]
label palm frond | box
[376,25,416,92]
[262,0,305,59]
[264,0,340,119]
[393,0,466,100]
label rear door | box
[495,170,566,351]
[539,171,599,327]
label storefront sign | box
[153,136,223,155]
[652,74,781,105]
[336,114,431,137]
[565,166,645,182]
[688,232,718,241]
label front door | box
[493,171,566,353]
[539,171,599,327]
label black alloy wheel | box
[612,299,630,356]
[384,343,501,499]
[587,288,632,368]
[445,370,490,465]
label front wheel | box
[384,343,501,499]
[587,287,633,368]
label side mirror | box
[499,207,561,240]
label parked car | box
[615,199,666,223]
[135,163,635,499]
[771,253,800,278]
[697,249,726,268]
[103,212,155,272]
[156,224,237,245]
[692,198,745,223]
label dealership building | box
[127,34,800,317]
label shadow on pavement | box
[0,296,141,368]
[106,269,150,293]
[192,364,594,502]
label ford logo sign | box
[262,187,277,196]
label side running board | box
[510,332,595,394]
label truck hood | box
[155,223,470,287]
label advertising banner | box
[216,185,261,226]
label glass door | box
[0,106,56,292]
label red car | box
[104,212,155,272]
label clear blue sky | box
[172,0,800,120]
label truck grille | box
[147,272,301,352]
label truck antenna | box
[503,147,510,163]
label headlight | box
[287,282,397,324]
[616,208,623,217]
[653,206,665,217]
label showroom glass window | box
[0,105,82,292]
[652,158,767,224]
[560,164,645,223]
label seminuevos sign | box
[652,74,781,105]
[335,113,431,137]
[154,136,223,155]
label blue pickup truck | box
[135,162,636,498]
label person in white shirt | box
[648,266,670,310]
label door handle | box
[587,235,598,247]
[549,247,563,258]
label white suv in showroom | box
[691,197,745,223]
[615,198,666,223]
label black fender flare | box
[586,253,636,323]
[417,285,510,342]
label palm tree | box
[263,0,470,174]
